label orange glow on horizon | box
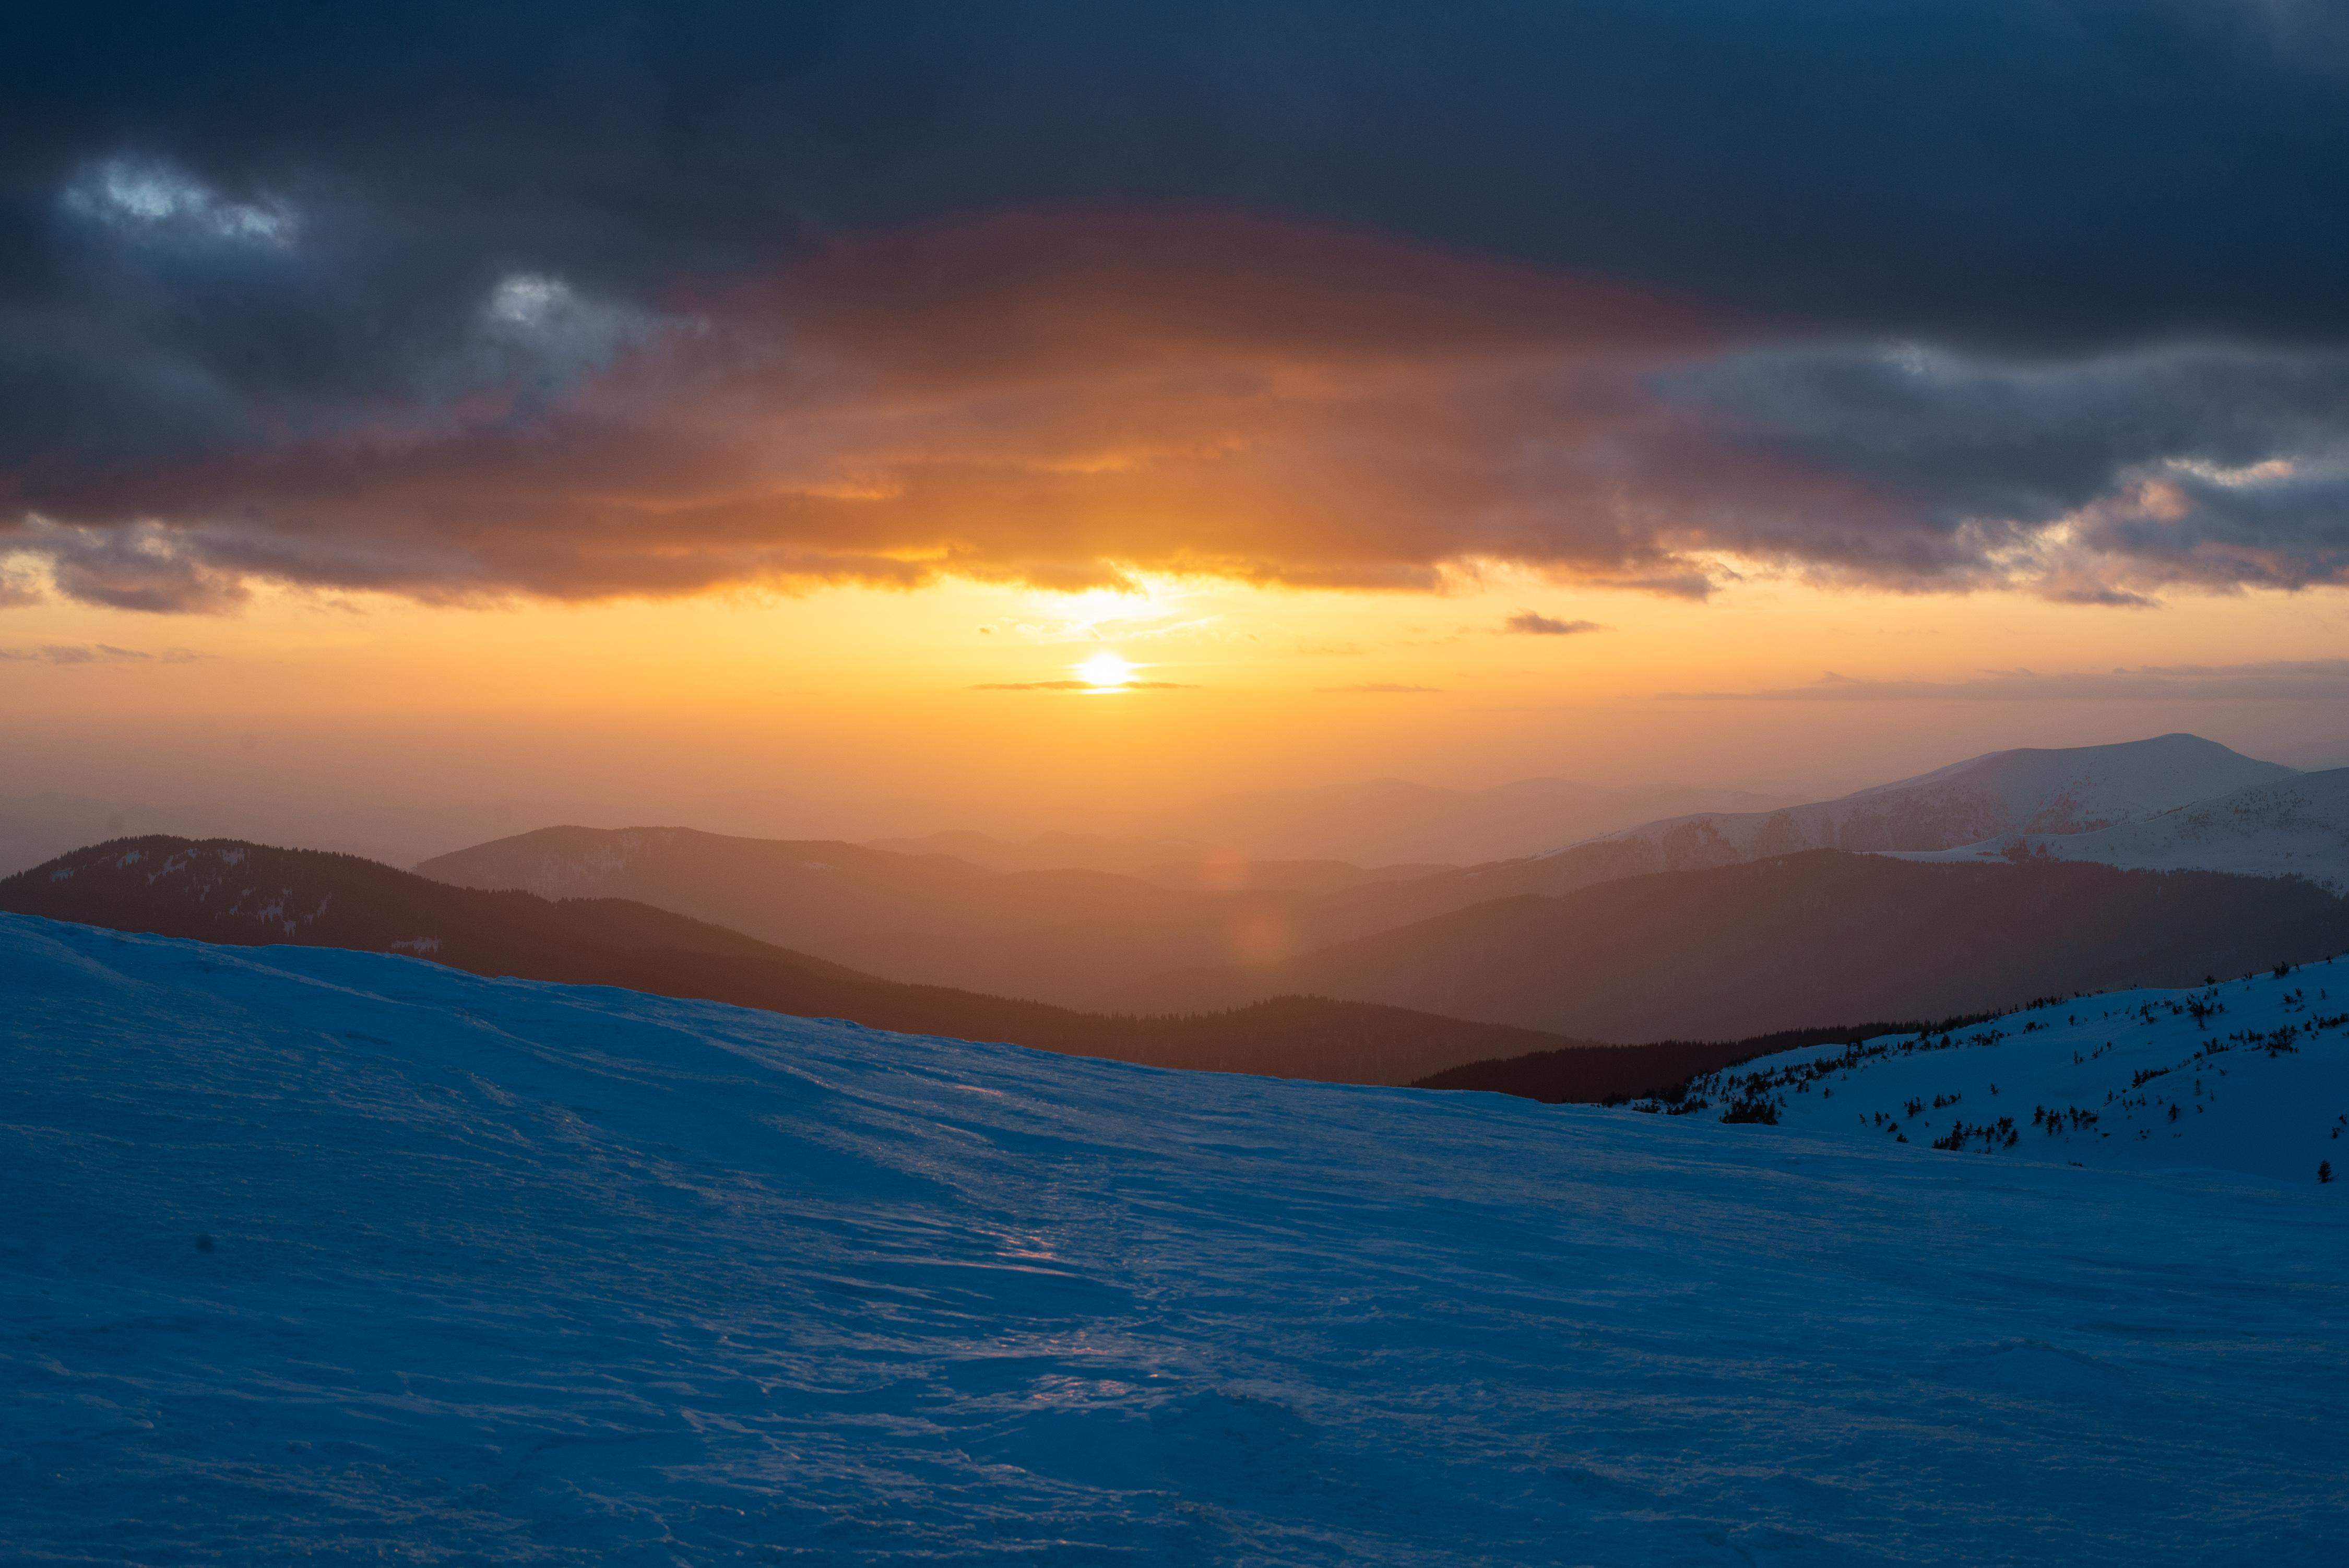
[3,567,2346,822]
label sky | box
[7,1,2349,827]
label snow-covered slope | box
[6,913,2348,1563]
[1642,959,2349,1184]
[1541,732,2293,874]
[1891,767,2349,893]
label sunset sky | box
[9,3,2349,823]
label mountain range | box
[0,774,1793,882]
[421,736,2333,1032]
[418,826,1373,1003]
[0,838,1587,1086]
[1108,850,2349,1039]
[1412,732,2298,907]
[19,733,2349,1085]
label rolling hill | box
[1411,1013,1998,1107]
[416,738,2326,1029]
[0,837,1587,1086]
[1116,733,2316,961]
[416,824,1367,1004]
[1108,850,2349,1041]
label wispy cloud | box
[62,157,299,248]
[1666,661,2349,703]
[1502,611,1605,636]
[972,679,1196,691]
[0,643,203,665]
[1318,682,1442,694]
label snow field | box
[3,913,2346,1564]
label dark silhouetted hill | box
[417,825,1365,1005]
[411,739,2304,1014]
[1109,850,2349,1041]
[1410,1014,1999,1105]
[1,838,1592,1086]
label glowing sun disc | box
[1076,651,1135,688]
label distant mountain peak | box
[1535,733,2294,870]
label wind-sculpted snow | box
[4,914,2347,1563]
[1643,958,2349,1186]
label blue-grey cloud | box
[8,3,2349,611]
[10,2,2348,346]
[7,521,250,613]
[1664,343,2349,596]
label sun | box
[1075,651,1136,689]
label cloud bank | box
[8,5,2349,613]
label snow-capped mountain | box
[5,912,2346,1561]
[1636,958,2349,1185]
[1249,733,2304,924]
[1555,732,2293,873]
[1892,766,2349,893]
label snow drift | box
[4,913,2346,1563]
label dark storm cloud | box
[1665,343,2349,594]
[10,1,2347,345]
[7,2,2349,611]
[5,211,1738,604]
